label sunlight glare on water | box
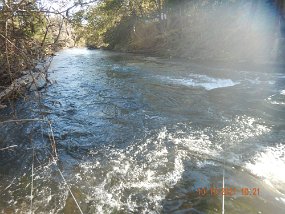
[245,144,285,194]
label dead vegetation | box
[0,1,76,106]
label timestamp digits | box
[196,186,260,197]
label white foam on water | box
[71,116,271,213]
[245,78,275,85]
[266,90,285,105]
[2,116,275,213]
[76,129,187,213]
[159,74,239,90]
[269,101,285,105]
[218,115,270,141]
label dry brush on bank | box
[0,0,76,106]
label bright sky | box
[39,0,76,12]
[38,0,98,13]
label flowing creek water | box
[0,48,285,213]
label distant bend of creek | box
[0,48,285,213]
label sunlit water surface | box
[0,48,285,213]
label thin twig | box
[30,147,35,214]
[3,177,16,191]
[39,119,83,214]
[222,161,225,214]
[56,164,84,214]
[0,145,17,151]
[0,33,31,61]
[0,118,47,124]
[47,119,58,159]
[5,20,12,82]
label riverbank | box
[0,58,53,109]
[102,22,285,67]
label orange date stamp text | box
[196,186,260,197]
